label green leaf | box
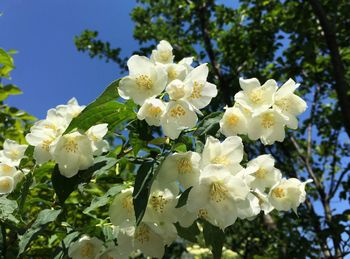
[0,84,22,101]
[92,156,117,178]
[176,187,192,208]
[18,209,61,255]
[64,80,136,133]
[52,157,114,203]
[0,48,14,67]
[202,220,225,259]
[175,221,200,243]
[53,231,80,259]
[194,111,222,138]
[83,185,124,214]
[0,197,19,224]
[133,162,154,225]
[0,48,15,78]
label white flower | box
[56,97,85,120]
[165,57,193,82]
[151,40,174,64]
[166,63,187,82]
[137,98,165,126]
[97,247,120,259]
[166,79,192,101]
[160,100,197,139]
[143,181,178,224]
[0,163,17,177]
[201,136,243,174]
[187,165,250,229]
[184,64,218,110]
[220,105,250,136]
[236,193,261,220]
[157,151,201,189]
[248,108,288,145]
[235,77,277,116]
[274,78,307,129]
[0,176,15,194]
[148,221,178,246]
[178,57,194,73]
[25,128,57,164]
[0,139,27,166]
[119,55,167,105]
[253,189,274,214]
[109,187,135,228]
[245,154,282,191]
[86,124,109,156]
[119,223,166,259]
[68,235,103,259]
[174,204,198,228]
[51,132,94,178]
[32,108,69,136]
[0,163,22,185]
[268,178,312,213]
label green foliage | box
[65,80,136,133]
[74,30,124,66]
[175,222,200,243]
[0,84,22,102]
[0,197,19,224]
[18,209,61,255]
[202,220,225,259]
[0,48,15,78]
[83,185,124,214]
[51,157,117,204]
[132,161,155,225]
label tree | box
[75,0,350,258]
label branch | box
[195,2,231,105]
[329,162,350,199]
[309,0,350,138]
[304,198,332,257]
[329,129,340,196]
[289,136,322,190]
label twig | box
[309,0,350,138]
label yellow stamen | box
[226,114,239,126]
[80,243,94,257]
[148,106,162,117]
[136,75,153,90]
[177,158,192,174]
[170,105,186,117]
[64,138,78,153]
[275,97,290,111]
[261,112,275,128]
[210,182,228,202]
[211,156,229,165]
[150,194,168,213]
[249,89,263,104]
[121,195,134,214]
[272,187,285,198]
[190,81,203,99]
[255,168,267,179]
[135,224,150,244]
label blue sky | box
[0,0,139,118]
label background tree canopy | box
[74,0,350,258]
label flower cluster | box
[220,78,307,145]
[0,139,27,194]
[108,135,311,258]
[118,40,218,139]
[25,98,109,178]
